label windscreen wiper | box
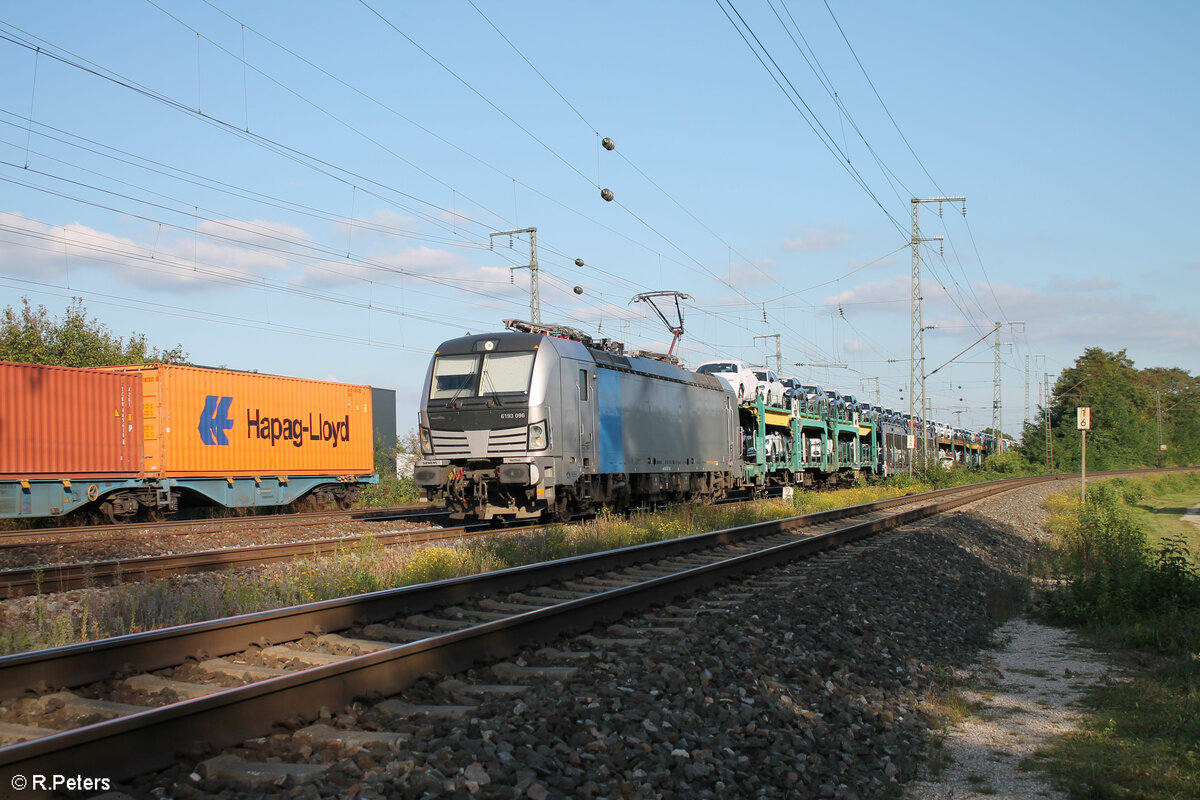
[480,368,503,406]
[445,365,478,407]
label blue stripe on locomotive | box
[597,368,623,472]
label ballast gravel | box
[119,480,1071,799]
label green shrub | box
[1039,482,1200,654]
[982,450,1034,475]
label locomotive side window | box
[579,369,588,400]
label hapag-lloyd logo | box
[197,396,351,448]
[198,396,234,445]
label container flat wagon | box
[0,361,381,521]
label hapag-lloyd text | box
[246,409,351,448]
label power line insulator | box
[574,258,584,267]
[573,286,584,295]
[602,137,615,151]
[600,188,614,202]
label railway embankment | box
[111,480,1064,798]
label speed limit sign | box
[1077,407,1091,430]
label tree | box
[0,297,186,367]
[1018,348,1199,471]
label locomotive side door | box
[577,366,596,471]
[557,360,581,484]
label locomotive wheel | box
[548,494,571,523]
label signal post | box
[1077,407,1090,503]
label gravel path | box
[1183,504,1200,531]
[904,618,1117,800]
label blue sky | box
[0,1,1196,438]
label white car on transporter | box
[695,359,780,405]
[750,367,786,406]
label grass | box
[1026,472,1200,800]
[1113,474,1200,554]
[0,481,923,656]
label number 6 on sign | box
[1077,407,1091,430]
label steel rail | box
[0,477,1048,790]
[0,478,1020,695]
[4,466,1187,586]
[0,504,437,546]
[0,523,474,596]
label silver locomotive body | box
[414,330,739,520]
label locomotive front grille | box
[487,427,528,454]
[430,430,470,457]
[429,426,528,458]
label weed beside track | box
[0,482,928,656]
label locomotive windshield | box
[430,351,536,400]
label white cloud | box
[727,257,780,287]
[196,218,310,249]
[334,208,417,240]
[781,224,849,253]
[943,280,1198,358]
[295,245,475,288]
[822,274,909,309]
[0,212,313,292]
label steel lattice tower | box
[910,197,963,468]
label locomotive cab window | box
[430,351,536,399]
[579,369,588,400]
[431,354,479,399]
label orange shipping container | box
[99,365,374,477]
[0,361,142,479]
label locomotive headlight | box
[419,426,432,455]
[527,422,548,450]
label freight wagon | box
[0,361,388,521]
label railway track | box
[0,522,474,597]
[0,476,1054,793]
[7,468,1185,595]
[0,498,776,596]
[0,504,438,548]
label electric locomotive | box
[413,321,740,521]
